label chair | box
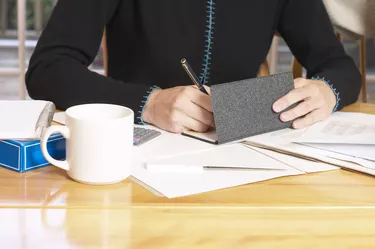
[101,29,108,76]
[359,38,367,102]
[258,60,270,77]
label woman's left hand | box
[272,78,337,129]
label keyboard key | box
[133,127,161,146]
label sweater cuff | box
[136,85,161,125]
[311,76,341,112]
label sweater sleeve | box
[277,0,362,111]
[25,0,156,124]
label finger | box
[204,85,211,95]
[191,84,211,94]
[273,85,312,113]
[180,113,210,132]
[292,109,326,129]
[280,98,318,122]
[294,77,309,88]
[187,86,213,112]
[169,107,210,132]
[166,114,186,134]
[183,101,215,127]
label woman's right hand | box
[142,85,215,133]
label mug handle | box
[41,126,70,171]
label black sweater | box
[25,0,361,124]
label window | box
[0,0,104,100]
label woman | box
[25,0,361,133]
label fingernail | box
[280,113,289,122]
[273,103,282,113]
[293,121,301,129]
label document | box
[243,124,375,177]
[0,100,53,140]
[246,146,339,173]
[299,143,375,162]
[298,144,375,170]
[295,112,375,145]
[290,112,375,165]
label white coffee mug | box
[41,103,134,185]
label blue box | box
[0,133,66,172]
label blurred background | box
[0,0,374,102]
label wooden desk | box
[0,103,374,209]
[0,103,375,248]
[1,207,375,248]
[1,164,375,208]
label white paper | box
[132,146,302,198]
[0,100,49,140]
[145,143,290,172]
[245,127,307,149]
[128,126,342,198]
[308,147,375,175]
[125,129,306,198]
[247,146,339,173]
[299,143,375,162]
[297,143,375,171]
[296,112,375,145]
[244,127,375,176]
[132,165,302,198]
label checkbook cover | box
[211,72,295,144]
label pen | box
[181,58,209,95]
[35,102,56,138]
[203,166,285,171]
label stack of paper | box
[294,112,375,161]
[244,112,375,176]
[132,144,306,198]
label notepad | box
[243,115,375,177]
[182,72,296,144]
[182,128,218,144]
[0,100,52,140]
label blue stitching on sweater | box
[311,76,341,112]
[199,0,216,85]
[137,85,161,125]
